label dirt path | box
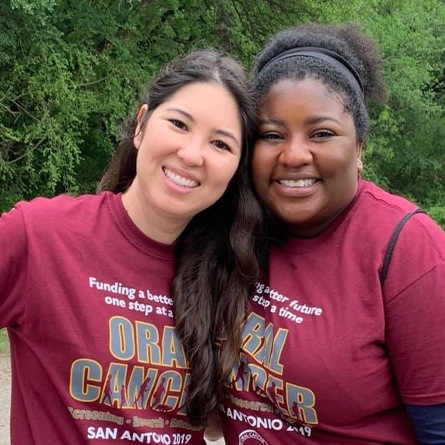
[0,352,11,445]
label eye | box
[168,118,188,130]
[212,140,232,152]
[259,131,284,141]
[311,129,335,139]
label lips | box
[162,167,199,188]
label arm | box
[384,215,445,444]
[0,204,28,328]
[406,404,445,444]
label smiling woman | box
[0,49,263,445]
[218,23,445,445]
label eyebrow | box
[259,118,286,127]
[260,116,342,126]
[168,107,195,122]
[306,115,343,126]
[168,107,240,147]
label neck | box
[121,188,188,245]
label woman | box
[0,49,262,444]
[219,24,445,444]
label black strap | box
[379,208,425,285]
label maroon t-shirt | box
[0,192,205,444]
[221,180,445,444]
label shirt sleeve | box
[0,204,29,327]
[384,215,445,406]
[406,403,445,444]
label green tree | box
[0,0,316,211]
[0,0,214,209]
[1,0,444,228]
[309,0,445,224]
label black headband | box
[259,46,364,97]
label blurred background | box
[0,0,444,227]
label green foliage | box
[309,0,445,219]
[426,204,445,229]
[360,0,445,208]
[0,0,444,222]
[210,0,317,64]
[10,0,56,23]
[0,329,9,354]
[0,0,211,207]
[0,0,321,211]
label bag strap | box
[379,208,425,286]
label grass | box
[0,329,9,355]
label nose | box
[278,137,313,166]
[176,137,205,167]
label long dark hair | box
[98,49,264,426]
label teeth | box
[163,168,198,188]
[278,178,317,188]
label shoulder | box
[356,180,419,222]
[342,181,445,284]
[10,192,117,234]
[355,180,443,245]
[356,182,445,296]
[16,192,112,219]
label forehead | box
[163,82,236,109]
[161,81,242,125]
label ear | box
[356,140,364,173]
[133,104,149,149]
[356,139,363,159]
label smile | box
[278,178,318,188]
[163,167,199,188]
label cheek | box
[320,146,358,177]
[252,151,275,200]
[251,167,270,202]
[251,147,269,181]
[215,158,241,188]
